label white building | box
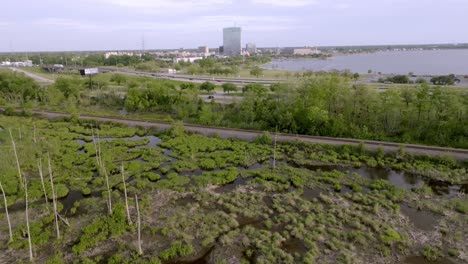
[4,60,34,67]
[104,51,135,59]
[173,57,203,63]
[293,47,321,55]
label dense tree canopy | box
[0,71,39,104]
[1,70,466,148]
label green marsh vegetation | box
[0,115,466,263]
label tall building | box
[246,43,257,54]
[223,27,241,56]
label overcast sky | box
[1,0,467,52]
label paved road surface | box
[8,67,54,84]
[11,109,468,160]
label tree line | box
[1,70,466,148]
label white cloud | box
[34,18,101,31]
[96,0,232,13]
[252,0,318,7]
[335,3,350,9]
[91,15,295,32]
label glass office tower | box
[223,27,242,56]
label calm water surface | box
[263,49,468,75]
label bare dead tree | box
[102,162,113,215]
[121,164,132,224]
[47,155,60,239]
[91,129,101,168]
[24,179,33,261]
[135,194,143,255]
[0,181,13,242]
[97,130,103,168]
[33,124,37,144]
[37,159,49,210]
[9,128,24,188]
[273,128,278,170]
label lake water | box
[263,49,468,75]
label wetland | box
[0,114,467,263]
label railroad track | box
[2,108,467,160]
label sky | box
[0,0,467,52]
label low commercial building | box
[198,46,209,53]
[173,57,203,63]
[293,47,320,55]
[104,51,135,59]
[2,60,33,67]
[246,43,257,54]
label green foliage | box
[0,70,40,104]
[46,251,65,264]
[159,241,194,260]
[72,204,128,254]
[422,245,442,261]
[110,74,127,85]
[250,66,264,77]
[54,77,82,98]
[195,168,239,186]
[222,83,238,93]
[167,122,185,138]
[453,199,468,214]
[199,159,217,170]
[255,132,272,145]
[430,74,457,85]
[385,75,409,84]
[155,173,190,190]
[200,81,216,92]
[55,184,70,198]
[380,228,402,245]
[448,249,458,257]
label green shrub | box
[72,204,128,254]
[448,249,458,257]
[380,228,401,245]
[159,241,194,260]
[454,199,468,214]
[422,245,442,261]
[255,132,272,145]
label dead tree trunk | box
[33,124,37,144]
[121,164,131,224]
[9,129,24,188]
[37,159,49,209]
[135,194,143,255]
[24,179,33,261]
[102,162,112,215]
[91,130,101,168]
[47,155,60,239]
[0,181,13,242]
[273,129,278,170]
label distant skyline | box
[1,0,467,52]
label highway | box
[98,67,283,86]
[3,108,467,160]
